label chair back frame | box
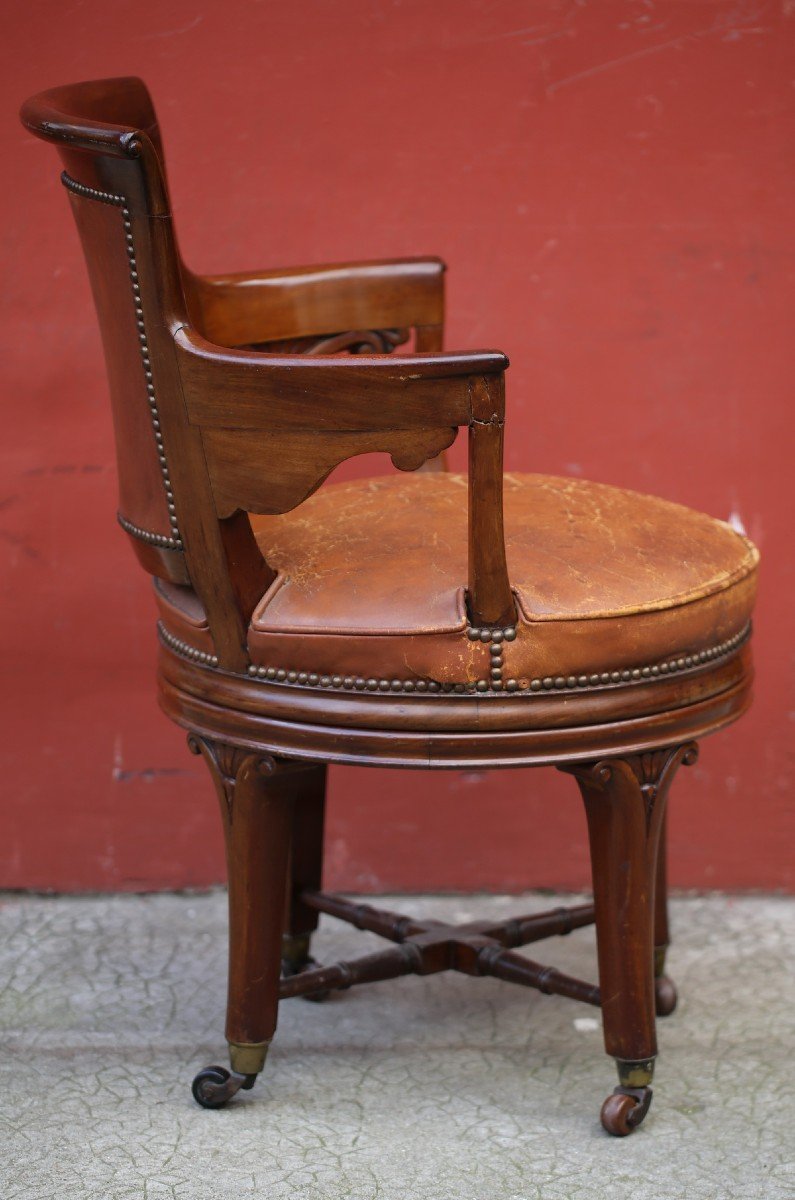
[23,77,515,669]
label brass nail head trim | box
[61,171,182,549]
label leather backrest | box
[21,78,190,583]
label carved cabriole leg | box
[561,743,698,1136]
[188,735,295,1108]
[282,765,330,1001]
[654,809,677,1017]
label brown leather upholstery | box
[156,472,757,692]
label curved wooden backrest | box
[21,78,514,671]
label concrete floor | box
[1,892,793,1200]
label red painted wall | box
[2,1,793,893]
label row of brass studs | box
[247,665,461,693]
[464,624,517,690]
[243,627,516,693]
[159,624,219,668]
[60,172,182,550]
[516,624,749,693]
[117,512,181,548]
[160,619,749,697]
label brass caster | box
[655,974,678,1016]
[600,1086,653,1136]
[191,1065,257,1109]
[282,954,331,1003]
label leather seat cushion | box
[239,473,757,689]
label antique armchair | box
[21,77,758,1136]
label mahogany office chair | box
[21,78,758,1136]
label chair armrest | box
[183,257,445,349]
[173,327,514,628]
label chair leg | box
[188,735,295,1108]
[282,764,326,972]
[563,743,697,1136]
[653,810,677,1017]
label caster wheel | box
[600,1086,653,1136]
[655,975,677,1016]
[282,955,331,1003]
[191,1065,255,1109]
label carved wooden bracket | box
[245,327,410,356]
[203,425,458,517]
[187,734,267,821]
[562,743,699,834]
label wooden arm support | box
[183,257,445,349]
[173,327,514,628]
